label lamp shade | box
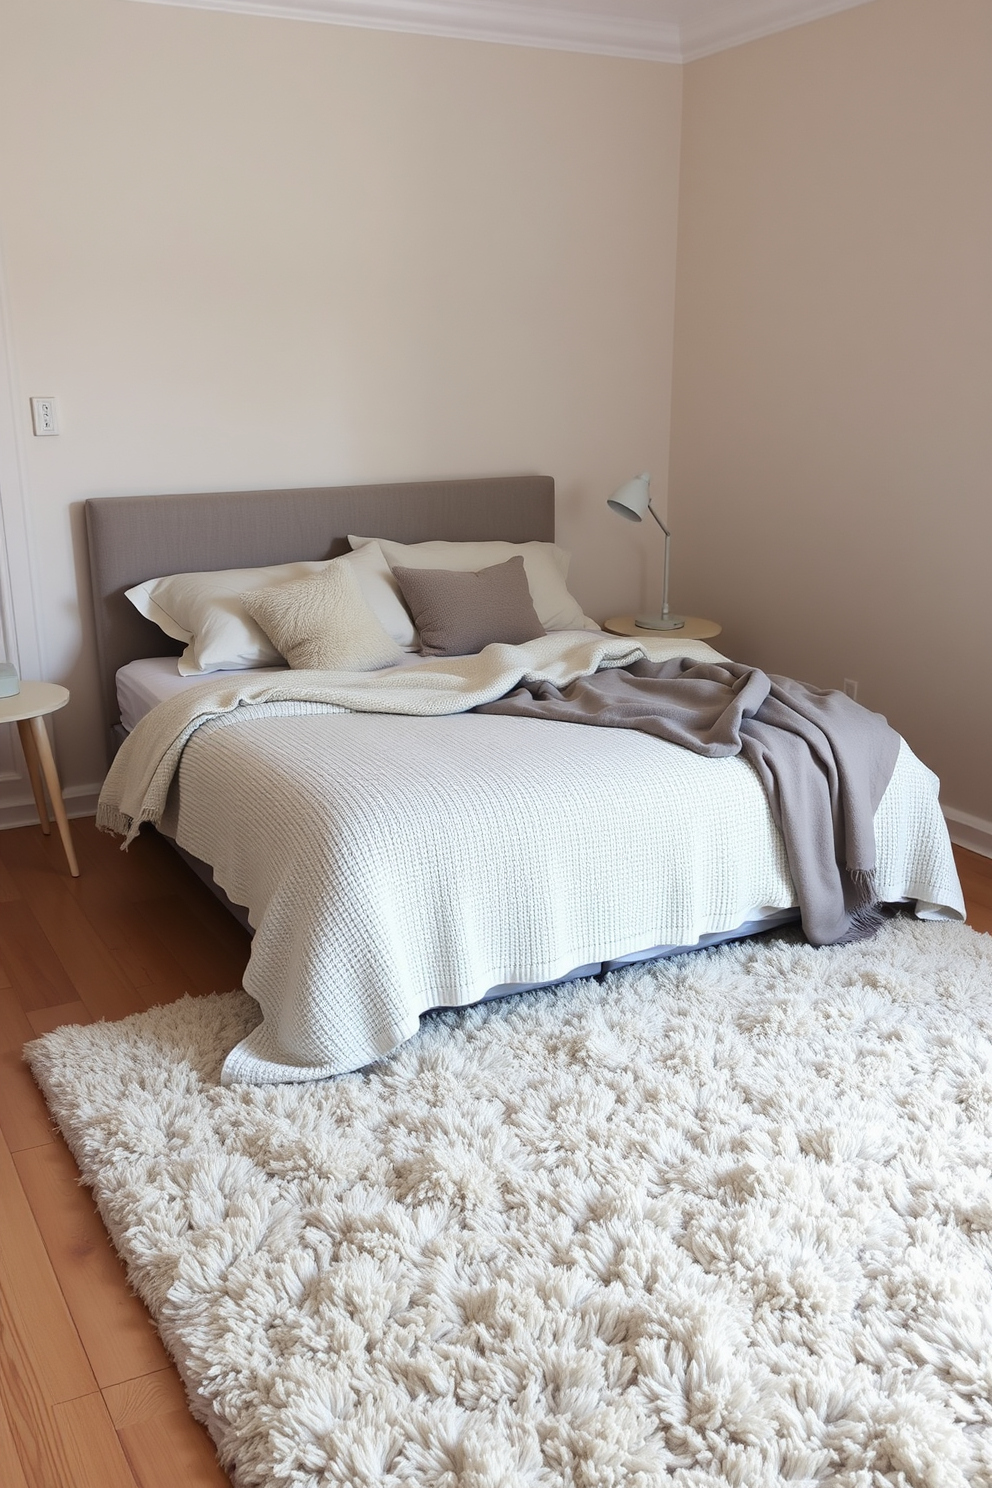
[606,471,651,522]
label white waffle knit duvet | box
[97,633,965,1083]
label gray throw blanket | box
[475,658,902,946]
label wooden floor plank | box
[140,837,252,964]
[57,821,250,1007]
[953,845,992,934]
[140,894,249,1002]
[0,900,80,1014]
[0,823,55,878]
[103,1367,188,1429]
[26,1000,93,1038]
[105,1367,232,1486]
[5,867,145,1024]
[0,1130,96,1410]
[0,998,56,1154]
[60,819,193,912]
[13,1138,171,1389]
[81,899,201,1008]
[51,1392,141,1488]
[117,1407,231,1488]
[0,1394,31,1488]
[0,854,21,903]
[3,1390,130,1488]
[126,828,227,904]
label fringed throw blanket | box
[476,659,902,946]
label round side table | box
[0,681,79,877]
[603,615,722,641]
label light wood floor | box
[0,818,249,1487]
[1,817,990,1487]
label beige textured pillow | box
[392,556,544,657]
[241,559,404,671]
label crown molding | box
[677,0,876,62]
[130,0,876,63]
[130,0,684,61]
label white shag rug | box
[26,917,992,1488]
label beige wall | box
[670,0,992,832]
[3,0,988,840]
[0,0,682,807]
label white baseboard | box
[943,806,992,861]
[0,782,102,832]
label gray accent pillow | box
[392,556,545,657]
[241,559,404,671]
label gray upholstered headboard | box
[85,474,555,747]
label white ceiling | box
[132,0,877,63]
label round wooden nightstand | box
[603,615,722,641]
[0,681,79,877]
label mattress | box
[117,653,432,732]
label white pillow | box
[341,540,418,651]
[126,559,331,674]
[125,542,417,673]
[347,536,597,633]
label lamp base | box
[635,614,685,631]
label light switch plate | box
[30,397,58,436]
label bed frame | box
[85,474,555,753]
[84,471,804,988]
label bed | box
[85,475,966,1085]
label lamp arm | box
[645,504,670,539]
[646,502,672,617]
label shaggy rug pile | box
[27,917,992,1488]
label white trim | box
[0,783,103,833]
[943,806,992,862]
[130,0,683,60]
[678,0,876,62]
[0,244,44,684]
[129,0,876,63]
[0,235,50,821]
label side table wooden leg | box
[26,715,79,877]
[16,717,51,835]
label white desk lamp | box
[607,472,685,631]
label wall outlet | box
[30,397,58,436]
[843,678,859,700]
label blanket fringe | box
[829,866,884,944]
[835,899,887,945]
[95,803,142,848]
